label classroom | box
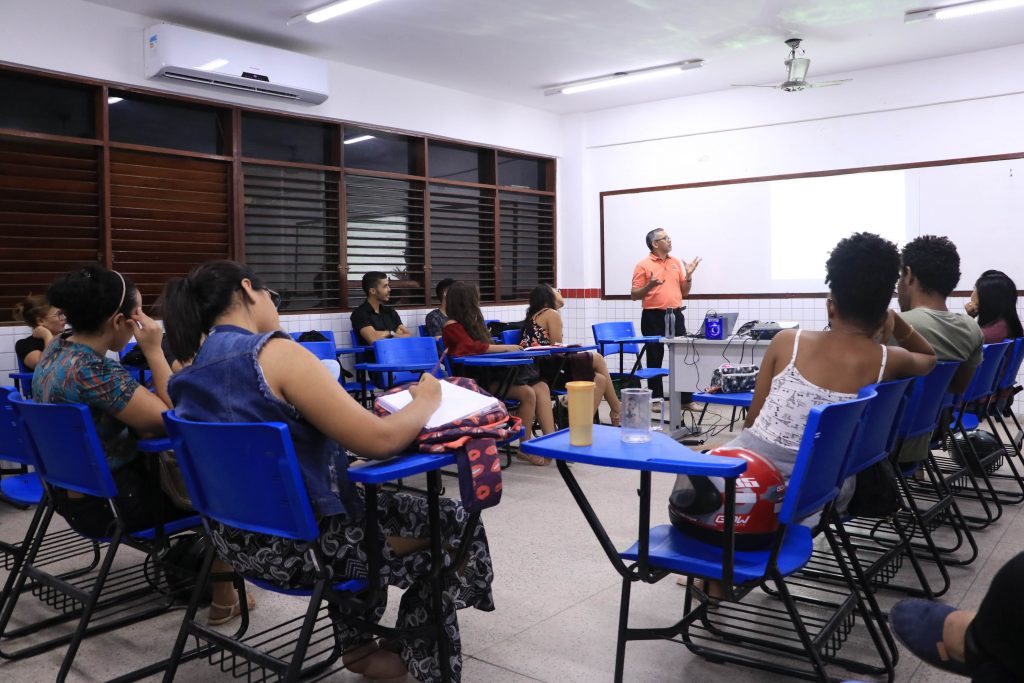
[2,1,1024,681]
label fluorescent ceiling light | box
[288,0,387,25]
[195,58,229,71]
[107,96,123,104]
[343,135,375,145]
[906,0,1024,21]
[545,59,704,96]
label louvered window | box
[429,185,496,302]
[344,175,425,308]
[109,150,230,306]
[500,192,555,301]
[243,165,340,311]
[0,138,100,312]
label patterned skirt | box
[209,488,494,683]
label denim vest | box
[168,325,360,519]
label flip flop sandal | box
[207,592,257,626]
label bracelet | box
[896,325,914,344]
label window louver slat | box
[500,192,554,302]
[244,164,340,311]
[429,184,496,302]
[0,138,100,313]
[110,150,230,306]
[345,175,425,308]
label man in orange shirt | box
[631,228,701,407]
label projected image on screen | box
[770,171,906,281]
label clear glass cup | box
[566,381,595,446]
[620,388,652,443]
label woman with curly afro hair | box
[669,232,937,550]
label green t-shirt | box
[897,307,984,462]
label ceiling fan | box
[734,38,851,92]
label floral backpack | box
[373,376,521,512]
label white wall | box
[0,0,564,156]
[559,41,1024,292]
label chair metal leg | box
[161,544,217,682]
[56,528,124,683]
[614,576,632,683]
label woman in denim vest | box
[162,260,494,683]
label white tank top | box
[747,330,887,452]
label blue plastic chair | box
[118,341,148,385]
[501,329,522,345]
[797,378,919,661]
[982,338,1024,503]
[373,336,445,388]
[2,394,200,680]
[887,361,981,576]
[615,393,887,682]
[161,410,461,682]
[591,321,669,385]
[10,355,33,399]
[939,341,1011,528]
[691,391,753,432]
[0,388,102,622]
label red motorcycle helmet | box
[668,447,787,550]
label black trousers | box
[639,308,692,402]
[967,551,1024,681]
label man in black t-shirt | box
[350,271,411,348]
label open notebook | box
[376,380,501,430]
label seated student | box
[351,271,412,346]
[13,294,65,370]
[891,551,1024,680]
[964,269,1023,343]
[442,281,556,464]
[424,278,456,338]
[32,265,245,624]
[520,284,622,426]
[162,261,493,682]
[895,235,984,463]
[669,233,936,530]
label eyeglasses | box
[654,235,672,242]
[267,289,282,310]
[46,311,67,322]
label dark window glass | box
[500,192,554,302]
[345,175,425,308]
[429,142,492,184]
[498,154,548,191]
[108,91,224,154]
[241,113,333,165]
[0,72,95,138]
[429,185,496,302]
[343,128,417,174]
[244,165,340,311]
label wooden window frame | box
[0,63,556,321]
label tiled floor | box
[0,406,1014,682]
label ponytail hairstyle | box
[160,260,266,362]
[523,284,558,324]
[444,282,491,344]
[13,294,52,327]
[47,264,138,333]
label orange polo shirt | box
[631,253,688,310]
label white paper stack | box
[376,381,500,430]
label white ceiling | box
[82,0,1024,114]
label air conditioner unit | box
[144,23,329,104]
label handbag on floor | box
[374,377,520,512]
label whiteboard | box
[601,156,1024,296]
